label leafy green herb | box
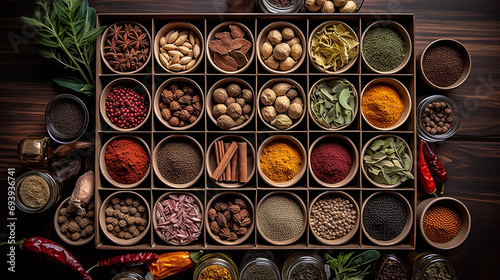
[311,79,355,129]
[363,137,414,185]
[20,0,106,95]
[325,250,380,280]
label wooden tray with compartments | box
[94,13,416,250]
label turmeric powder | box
[199,264,232,280]
[362,83,404,128]
[260,139,302,183]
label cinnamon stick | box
[231,150,238,182]
[217,141,225,181]
[224,142,232,181]
[238,142,247,183]
[212,141,239,181]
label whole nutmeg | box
[264,56,279,70]
[273,43,291,61]
[316,0,326,5]
[291,97,303,106]
[290,44,303,61]
[282,27,294,40]
[334,0,348,6]
[217,115,237,129]
[280,57,296,71]
[286,88,298,100]
[275,96,291,113]
[286,37,301,47]
[261,106,277,122]
[267,30,282,45]
[227,103,242,119]
[261,41,273,60]
[236,98,246,107]
[321,1,335,13]
[225,97,236,106]
[212,104,227,118]
[260,88,276,106]
[339,0,356,12]
[242,104,252,114]
[241,89,253,103]
[226,84,242,97]
[272,82,294,96]
[288,103,303,120]
[213,88,228,103]
[305,0,322,12]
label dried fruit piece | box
[213,53,238,72]
[230,51,249,68]
[229,24,245,38]
[233,38,252,54]
[208,39,231,55]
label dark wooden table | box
[1,0,499,279]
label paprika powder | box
[104,138,149,184]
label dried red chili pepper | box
[418,140,438,197]
[422,140,448,194]
[3,237,91,280]
[86,252,158,273]
[147,251,203,280]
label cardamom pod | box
[162,44,177,51]
[167,30,178,44]
[271,114,293,129]
[168,63,183,71]
[177,46,191,55]
[179,56,192,65]
[193,44,200,60]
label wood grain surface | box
[1,0,499,279]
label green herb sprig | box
[325,250,380,280]
[20,0,106,95]
[363,137,414,185]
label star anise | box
[130,31,149,49]
[106,24,125,40]
[104,38,120,53]
[117,33,132,51]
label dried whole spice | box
[209,196,252,242]
[260,82,303,129]
[155,193,202,245]
[210,24,252,72]
[261,26,302,72]
[158,28,201,72]
[104,22,150,72]
[211,82,253,129]
[159,82,202,127]
[104,194,148,240]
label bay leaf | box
[339,88,352,110]
[370,140,386,151]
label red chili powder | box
[104,138,149,184]
[311,141,353,184]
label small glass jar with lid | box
[282,252,327,280]
[112,271,145,280]
[193,253,239,280]
[372,254,408,280]
[17,135,53,168]
[409,253,457,280]
[239,251,280,280]
[256,0,304,13]
[15,170,61,213]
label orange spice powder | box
[423,205,461,243]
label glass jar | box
[193,253,239,280]
[372,254,408,280]
[282,252,327,280]
[409,253,457,280]
[240,251,280,280]
[256,0,304,13]
[111,271,145,280]
[416,95,460,142]
[15,170,61,213]
[17,135,53,168]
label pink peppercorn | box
[105,86,148,129]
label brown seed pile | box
[423,205,462,243]
[158,28,201,72]
[208,197,252,242]
[156,193,202,245]
[58,202,95,241]
[103,22,150,72]
[421,101,454,135]
[159,82,202,127]
[212,83,253,129]
[257,193,304,242]
[310,195,357,240]
[209,24,252,72]
[104,195,148,240]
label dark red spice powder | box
[104,138,149,184]
[311,141,353,184]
